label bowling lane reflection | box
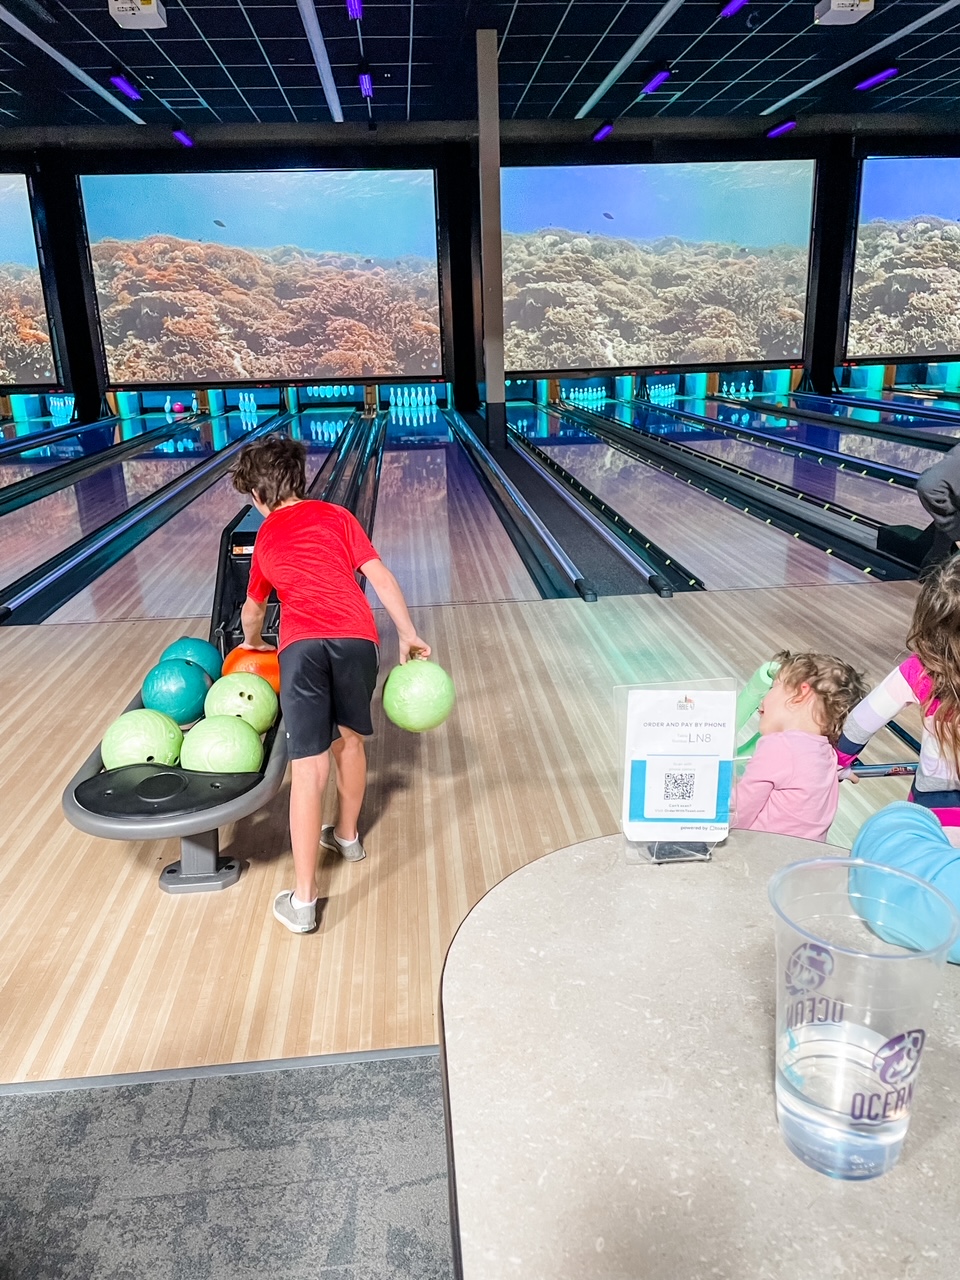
[44,414,336,623]
[0,411,266,592]
[512,409,865,590]
[618,407,927,528]
[654,399,945,475]
[369,411,538,607]
[0,414,211,497]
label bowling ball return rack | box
[61,505,287,894]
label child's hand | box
[838,767,859,785]
[400,636,432,663]
[241,640,276,652]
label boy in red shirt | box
[232,435,430,934]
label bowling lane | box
[514,411,866,590]
[789,391,960,438]
[594,402,926,529]
[0,456,197,588]
[0,411,270,592]
[369,412,539,607]
[640,397,942,476]
[45,410,343,623]
[0,413,208,492]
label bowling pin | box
[390,388,396,405]
[165,395,172,412]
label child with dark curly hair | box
[733,650,869,843]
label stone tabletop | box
[440,830,960,1280]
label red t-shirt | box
[247,500,380,650]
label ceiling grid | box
[0,0,951,128]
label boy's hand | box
[837,767,859,785]
[400,635,431,663]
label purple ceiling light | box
[719,0,749,16]
[592,120,614,142]
[109,73,142,101]
[357,60,373,98]
[641,68,672,94]
[346,0,363,17]
[766,120,797,138]
[855,67,898,91]
[172,129,194,147]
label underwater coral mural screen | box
[81,169,442,384]
[848,157,960,361]
[0,175,55,385]
[500,160,815,372]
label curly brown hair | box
[232,434,306,510]
[772,649,869,745]
[907,556,960,773]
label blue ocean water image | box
[850,157,960,360]
[81,169,438,262]
[0,174,53,383]
[80,169,442,384]
[501,160,815,249]
[501,161,815,372]
[0,175,42,266]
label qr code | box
[664,771,695,801]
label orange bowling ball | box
[221,644,281,694]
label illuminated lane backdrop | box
[81,170,442,384]
[849,157,960,361]
[0,175,54,385]
[500,161,815,372]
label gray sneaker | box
[320,824,366,862]
[273,890,317,933]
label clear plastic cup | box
[768,857,960,1180]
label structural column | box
[476,28,507,450]
[30,166,108,423]
[804,141,861,396]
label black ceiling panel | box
[0,0,949,131]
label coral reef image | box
[848,157,960,360]
[501,161,815,372]
[82,170,441,384]
[0,176,55,385]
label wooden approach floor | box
[0,579,920,1084]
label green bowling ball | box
[159,635,223,683]
[141,658,211,726]
[101,709,183,770]
[180,715,264,773]
[204,672,278,734]
[382,659,455,733]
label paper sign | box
[622,685,737,843]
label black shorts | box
[279,638,379,759]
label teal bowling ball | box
[204,672,278,734]
[180,716,264,773]
[101,709,183,770]
[382,659,455,732]
[159,635,223,683]
[141,658,211,726]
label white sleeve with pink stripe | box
[836,665,917,765]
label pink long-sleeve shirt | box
[732,731,839,843]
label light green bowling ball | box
[203,672,278,733]
[382,659,455,733]
[101,708,183,770]
[179,715,264,773]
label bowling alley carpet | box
[0,1050,450,1279]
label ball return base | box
[160,829,242,893]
